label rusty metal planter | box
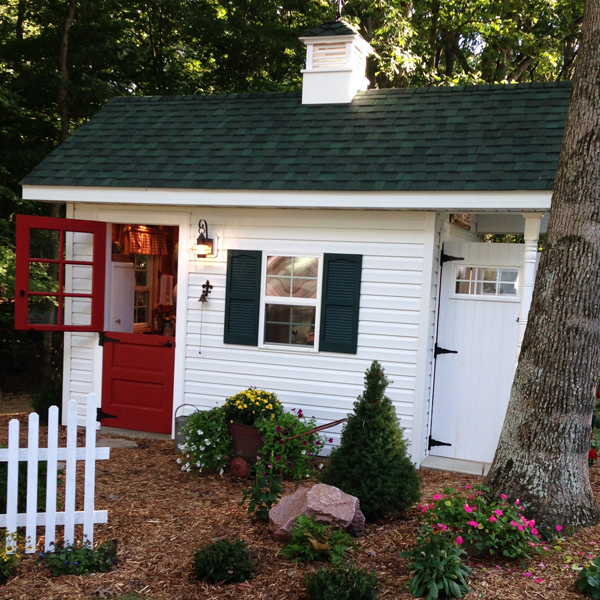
[227,422,264,478]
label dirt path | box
[0,394,32,416]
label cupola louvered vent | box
[312,43,347,69]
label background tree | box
[486,0,600,532]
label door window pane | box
[455,266,518,298]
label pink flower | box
[432,494,443,501]
[456,536,463,545]
[467,521,479,528]
[556,525,563,532]
[590,542,597,546]
[518,525,524,531]
[515,499,520,505]
[275,455,281,461]
[328,438,333,443]
[489,516,497,523]
[438,523,447,532]
[420,505,428,513]
[493,509,503,517]
[531,528,538,536]
[534,578,544,584]
[500,494,508,500]
[510,521,518,527]
[464,504,476,513]
[465,485,472,490]
[529,542,536,548]
[495,565,502,569]
[523,572,531,577]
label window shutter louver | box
[319,254,362,354]
[224,250,262,346]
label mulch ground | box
[0,411,599,600]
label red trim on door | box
[15,215,106,331]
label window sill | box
[258,343,319,354]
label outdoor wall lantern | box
[192,219,218,258]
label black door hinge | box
[434,343,458,357]
[97,408,118,422]
[440,251,465,265]
[428,435,452,450]
[98,332,121,346]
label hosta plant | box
[178,407,230,473]
[281,514,356,564]
[420,485,548,559]
[400,525,471,600]
[576,557,600,599]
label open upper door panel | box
[15,215,106,332]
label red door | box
[101,332,175,434]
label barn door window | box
[15,215,106,331]
[454,266,519,299]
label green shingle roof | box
[303,20,358,37]
[22,82,571,192]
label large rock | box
[269,483,365,541]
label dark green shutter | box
[319,254,362,354]
[224,250,262,346]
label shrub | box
[576,557,600,599]
[179,407,230,473]
[38,539,118,576]
[320,361,420,519]
[223,388,282,426]
[256,410,326,480]
[305,564,378,600]
[420,485,547,559]
[400,525,471,600]
[281,514,356,564]
[32,378,63,424]
[0,543,19,584]
[193,539,254,584]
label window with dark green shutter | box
[319,254,362,354]
[224,250,262,346]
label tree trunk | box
[486,0,600,533]
[58,0,77,143]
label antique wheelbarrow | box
[227,417,347,479]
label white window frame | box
[258,253,323,352]
[133,254,154,332]
[450,264,521,302]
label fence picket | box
[25,413,39,553]
[1,396,110,554]
[44,406,59,552]
[83,394,97,546]
[63,401,78,546]
[6,420,19,554]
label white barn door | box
[430,241,529,464]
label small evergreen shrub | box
[193,539,254,584]
[400,525,471,600]
[32,378,63,424]
[281,514,356,564]
[179,407,230,473]
[576,557,600,599]
[38,539,118,576]
[256,410,326,480]
[320,361,420,519]
[304,564,378,600]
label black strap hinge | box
[97,408,118,422]
[428,436,452,450]
[98,332,120,346]
[434,343,458,357]
[441,251,464,265]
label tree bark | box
[486,0,600,533]
[58,0,77,143]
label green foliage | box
[37,539,118,576]
[0,451,49,515]
[256,409,326,481]
[0,534,19,584]
[281,514,356,564]
[239,467,282,522]
[320,361,420,520]
[400,525,471,600]
[223,387,282,426]
[32,378,63,424]
[179,407,230,473]
[304,563,378,600]
[576,557,600,599]
[193,538,254,584]
[421,485,547,560]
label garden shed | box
[15,20,570,474]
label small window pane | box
[29,262,60,294]
[482,282,497,295]
[499,282,517,296]
[293,257,318,278]
[28,296,59,325]
[291,325,314,346]
[266,276,292,297]
[29,229,61,260]
[482,269,497,281]
[500,269,518,283]
[267,256,292,276]
[292,278,317,299]
[291,305,316,324]
[265,323,290,344]
[265,304,291,323]
[455,281,472,294]
[456,266,473,281]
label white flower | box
[305,474,310,478]
[176,458,182,464]
[178,443,186,451]
[219,469,224,475]
[196,461,201,467]
[301,450,306,455]
[197,429,203,435]
[199,445,204,451]
[319,463,324,469]
[181,465,186,471]
[204,439,211,446]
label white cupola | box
[299,20,374,105]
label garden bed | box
[0,415,599,600]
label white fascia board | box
[22,185,552,212]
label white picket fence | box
[0,394,109,554]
